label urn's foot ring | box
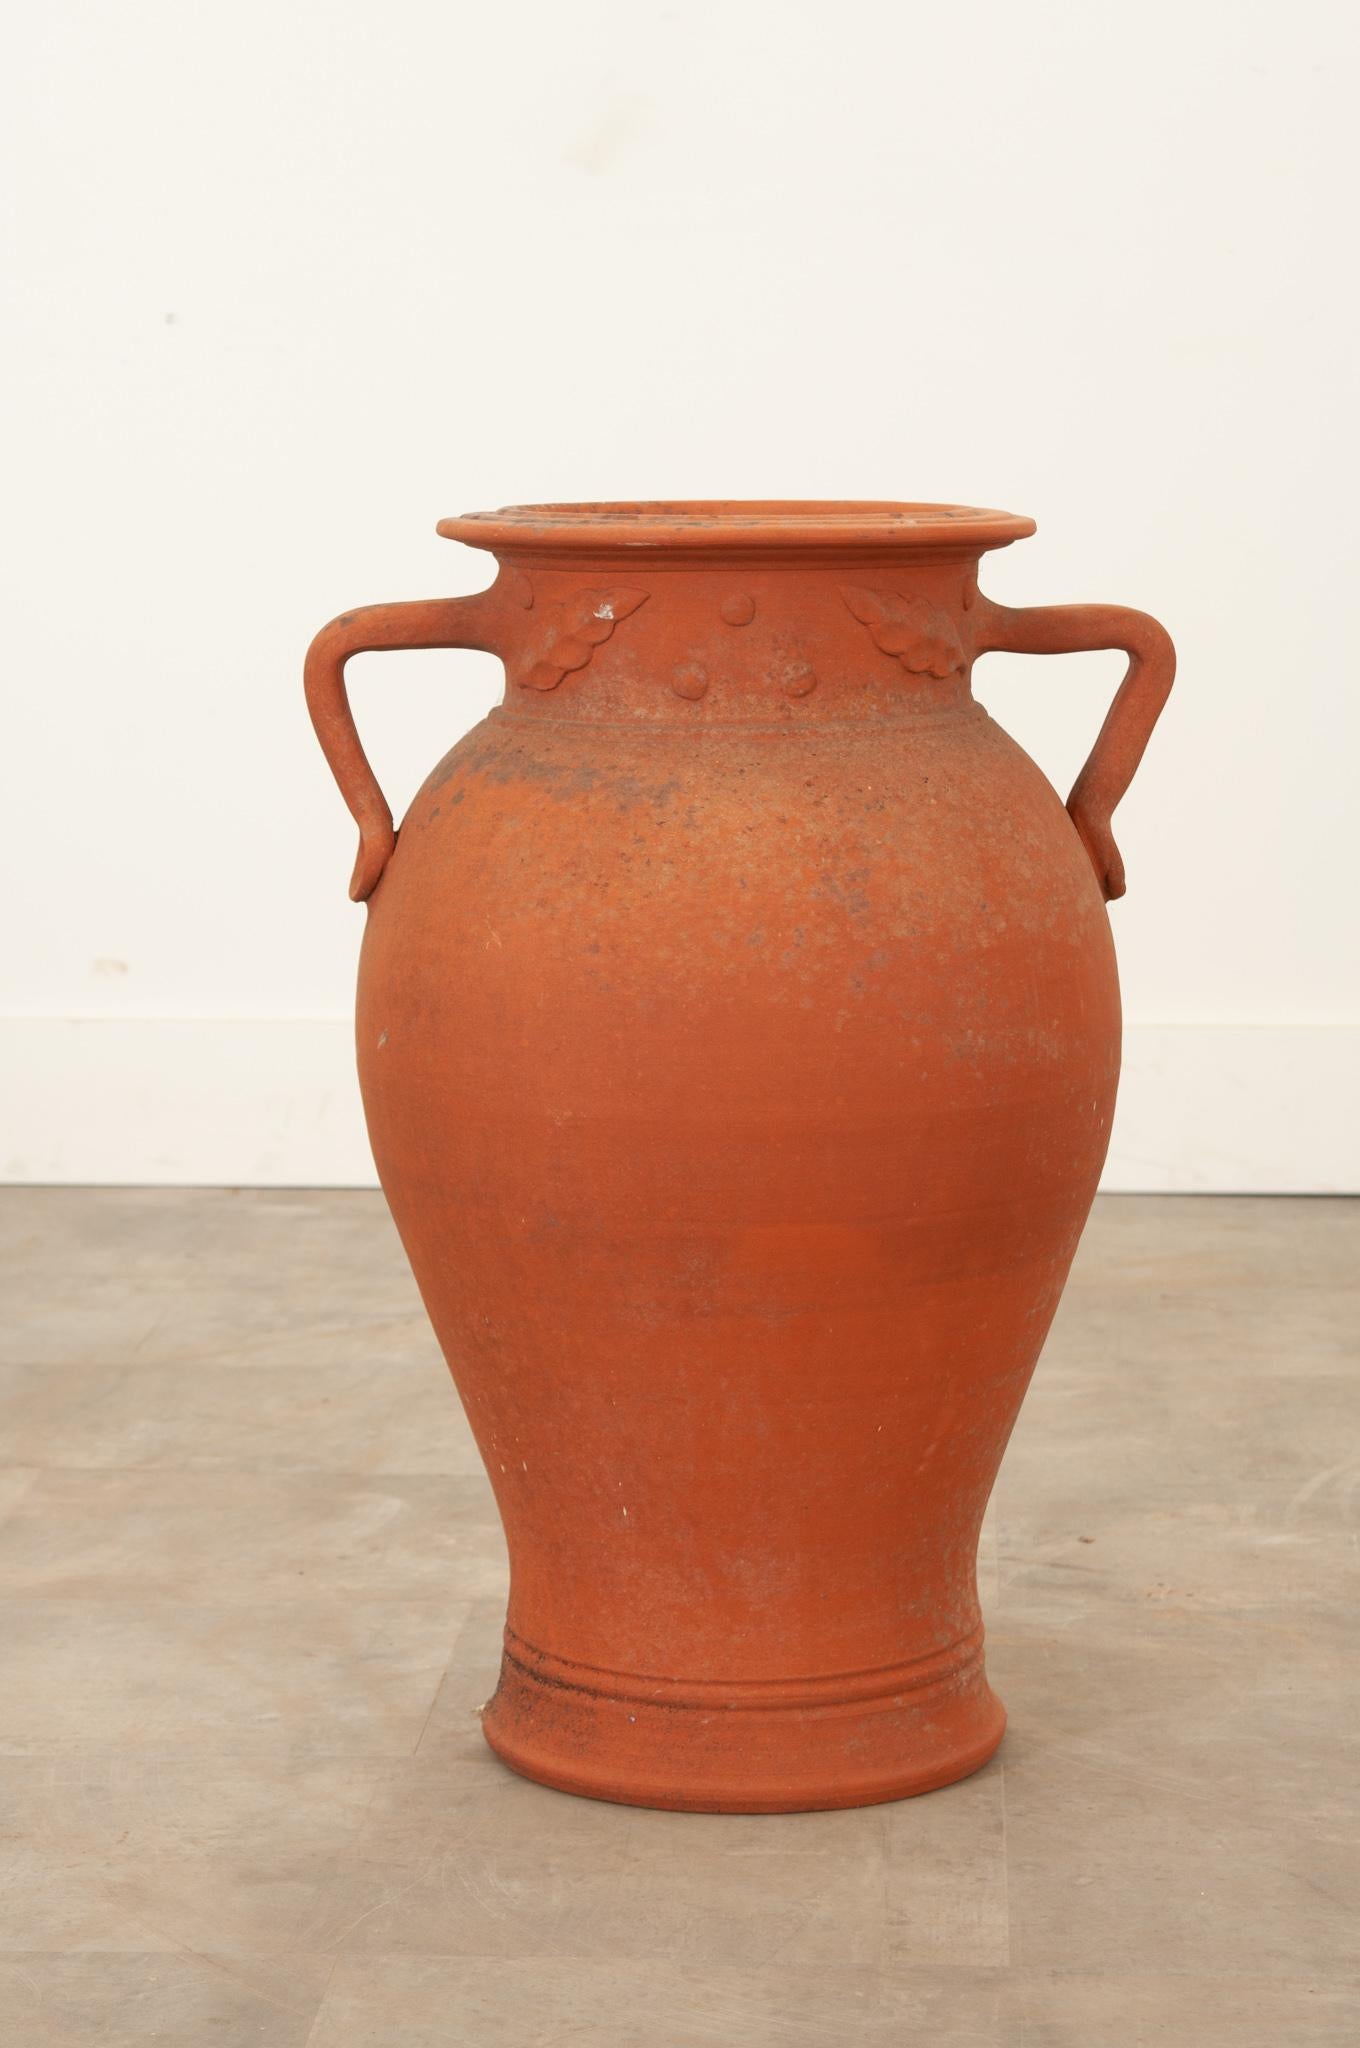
[480,1627,1006,1813]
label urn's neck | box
[481,552,997,727]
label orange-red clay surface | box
[305,503,1174,1812]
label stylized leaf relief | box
[839,586,964,678]
[519,588,649,692]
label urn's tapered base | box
[480,1627,1007,1813]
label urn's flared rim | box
[438,501,1036,555]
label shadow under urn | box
[305,501,1174,1812]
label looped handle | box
[304,592,500,901]
[975,598,1175,901]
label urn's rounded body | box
[307,505,1172,1811]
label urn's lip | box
[438,501,1036,555]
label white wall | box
[3,0,1355,1189]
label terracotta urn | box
[305,502,1174,1812]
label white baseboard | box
[0,1018,1355,1193]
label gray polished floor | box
[0,1190,1355,2044]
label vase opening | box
[437,500,1036,563]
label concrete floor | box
[0,1190,1355,2045]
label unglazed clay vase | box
[305,503,1174,1813]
